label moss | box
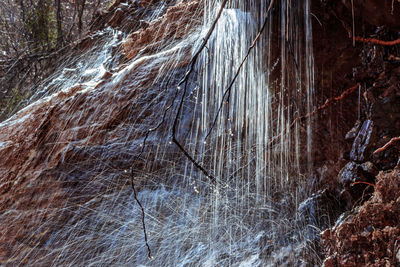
[0,88,30,120]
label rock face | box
[0,1,198,265]
[312,1,400,265]
[341,0,400,30]
[122,0,201,60]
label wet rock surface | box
[0,1,198,264]
[341,0,400,30]
[298,189,343,239]
[349,120,373,162]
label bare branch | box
[130,168,152,260]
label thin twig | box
[205,0,276,140]
[329,8,352,38]
[136,76,175,159]
[126,74,180,260]
[287,39,299,71]
[178,0,228,87]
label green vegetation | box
[0,88,30,118]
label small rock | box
[297,189,342,237]
[350,120,374,161]
[339,162,363,187]
[361,161,379,177]
[345,120,361,139]
[101,71,113,80]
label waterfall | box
[2,1,316,266]
[161,0,316,265]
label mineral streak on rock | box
[122,0,201,60]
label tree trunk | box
[55,0,63,48]
[77,0,86,39]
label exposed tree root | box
[373,136,400,154]
[329,7,400,47]
[354,36,400,46]
[305,83,360,117]
[269,83,361,146]
[351,181,376,188]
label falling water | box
[3,1,317,266]
[178,0,316,264]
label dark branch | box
[130,168,152,260]
[172,0,229,183]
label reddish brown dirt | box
[322,169,400,266]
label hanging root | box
[354,36,400,46]
[373,136,400,154]
[328,4,400,47]
[269,83,361,146]
[305,83,360,117]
